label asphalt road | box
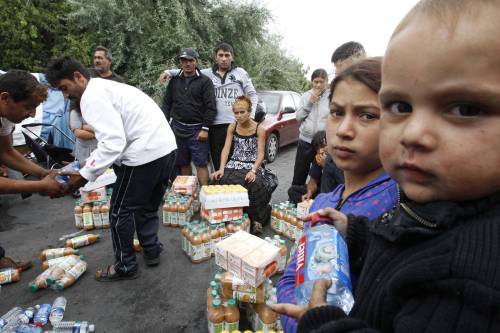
[0,143,298,333]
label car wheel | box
[265,133,279,163]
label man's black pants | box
[110,151,176,274]
[292,139,316,186]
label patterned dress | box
[218,125,271,225]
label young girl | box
[292,69,330,186]
[211,96,272,233]
[272,0,500,331]
[277,58,398,333]
[69,107,97,165]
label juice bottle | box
[218,224,227,241]
[207,289,220,311]
[243,214,251,233]
[30,266,57,291]
[41,254,85,270]
[253,301,278,331]
[92,202,102,229]
[133,239,142,252]
[187,225,196,258]
[221,272,266,304]
[0,268,20,285]
[210,224,219,257]
[226,222,234,236]
[224,299,239,332]
[100,201,110,228]
[278,240,287,274]
[82,204,93,230]
[74,201,83,229]
[277,204,285,235]
[162,199,170,226]
[181,224,189,253]
[191,230,203,263]
[171,199,179,227]
[270,204,278,233]
[45,255,83,285]
[40,248,80,261]
[186,196,193,221]
[207,299,225,333]
[65,234,100,248]
[201,227,211,260]
[54,260,88,290]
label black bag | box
[170,119,201,139]
[261,166,279,194]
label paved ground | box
[0,143,298,332]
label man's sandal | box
[95,265,140,282]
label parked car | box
[256,90,302,163]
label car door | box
[278,93,299,146]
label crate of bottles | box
[200,185,249,210]
[73,188,112,230]
[172,175,198,195]
[270,202,305,241]
[201,206,244,224]
[162,193,195,227]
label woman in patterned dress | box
[211,95,271,233]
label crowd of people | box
[1,0,500,331]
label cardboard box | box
[80,186,107,203]
[215,231,280,287]
[201,207,243,224]
[172,176,197,195]
[297,199,313,219]
[200,185,249,209]
[81,168,116,191]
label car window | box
[259,93,281,115]
[282,94,295,111]
[292,93,301,109]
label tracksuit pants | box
[110,151,176,274]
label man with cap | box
[89,46,125,83]
[162,47,217,186]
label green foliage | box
[1,0,308,97]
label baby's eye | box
[449,104,484,117]
[388,102,412,114]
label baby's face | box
[379,13,500,203]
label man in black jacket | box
[162,48,216,185]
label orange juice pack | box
[201,207,244,224]
[215,231,281,287]
[172,175,197,195]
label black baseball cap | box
[178,48,199,60]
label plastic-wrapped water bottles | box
[52,321,95,333]
[49,296,67,325]
[295,215,354,314]
[14,324,42,333]
[55,161,80,186]
[0,307,23,330]
[33,304,51,327]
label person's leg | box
[195,166,209,185]
[288,184,308,204]
[135,151,177,263]
[180,165,192,176]
[175,135,193,176]
[191,132,211,186]
[209,124,229,171]
[292,140,316,185]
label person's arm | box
[212,124,235,180]
[0,172,62,196]
[296,92,313,122]
[303,177,319,201]
[0,135,48,179]
[161,80,174,121]
[159,69,181,84]
[245,125,266,183]
[81,124,94,133]
[73,128,96,141]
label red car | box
[257,90,302,163]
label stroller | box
[21,123,75,169]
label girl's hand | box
[269,278,331,320]
[212,170,224,180]
[302,207,348,237]
[245,170,256,183]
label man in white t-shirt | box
[46,56,177,282]
[0,70,63,271]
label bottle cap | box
[212,299,221,307]
[46,277,56,285]
[29,283,39,292]
[56,282,65,291]
[227,299,236,307]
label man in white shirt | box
[46,57,177,281]
[0,70,63,271]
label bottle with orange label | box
[92,202,102,229]
[54,260,88,290]
[201,227,211,260]
[0,268,20,285]
[74,200,83,229]
[207,299,225,333]
[252,301,278,332]
[224,299,239,332]
[221,272,266,304]
[40,248,80,261]
[100,201,110,228]
[41,254,85,270]
[66,234,100,248]
[162,199,170,226]
[82,204,93,230]
[209,224,220,256]
[171,199,180,227]
[190,230,203,263]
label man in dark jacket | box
[162,48,217,185]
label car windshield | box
[258,93,280,115]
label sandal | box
[0,257,33,272]
[252,221,264,235]
[95,264,140,282]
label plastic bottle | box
[295,216,354,314]
[181,224,190,254]
[210,224,219,257]
[224,299,239,332]
[49,296,67,325]
[177,198,186,227]
[55,161,80,186]
[218,224,227,241]
[207,288,219,311]
[33,304,51,327]
[270,204,279,234]
[253,301,278,332]
[52,321,95,333]
[171,199,179,227]
[65,234,100,248]
[82,204,93,231]
[46,256,82,286]
[221,272,266,304]
[162,198,171,226]
[277,240,287,274]
[54,260,88,290]
[207,299,225,333]
[30,266,57,292]
[0,307,23,330]
[201,227,211,260]
[74,202,83,229]
[14,324,42,333]
[190,230,203,263]
[40,248,80,261]
[41,254,85,271]
[0,268,20,285]
[92,202,102,229]
[100,201,110,228]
